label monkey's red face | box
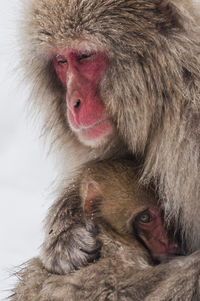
[53,48,115,148]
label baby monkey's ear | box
[82,180,102,216]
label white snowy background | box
[0,1,56,299]
[0,1,200,300]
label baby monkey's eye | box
[135,210,154,224]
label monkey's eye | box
[55,55,68,65]
[135,210,154,224]
[58,59,68,64]
[78,53,94,61]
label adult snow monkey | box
[17,0,200,300]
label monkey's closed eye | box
[135,210,154,224]
[55,55,68,65]
[78,53,94,61]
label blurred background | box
[0,1,56,299]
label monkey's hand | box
[41,220,101,275]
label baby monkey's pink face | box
[53,45,115,148]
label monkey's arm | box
[10,252,200,301]
[41,212,200,301]
[117,252,200,301]
[40,184,101,274]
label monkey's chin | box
[77,120,115,148]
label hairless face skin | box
[53,48,114,147]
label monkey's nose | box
[74,99,81,110]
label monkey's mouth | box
[79,119,114,142]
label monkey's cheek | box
[77,120,115,148]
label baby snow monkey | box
[11,160,179,301]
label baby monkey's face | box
[81,160,180,263]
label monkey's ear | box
[82,181,102,215]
